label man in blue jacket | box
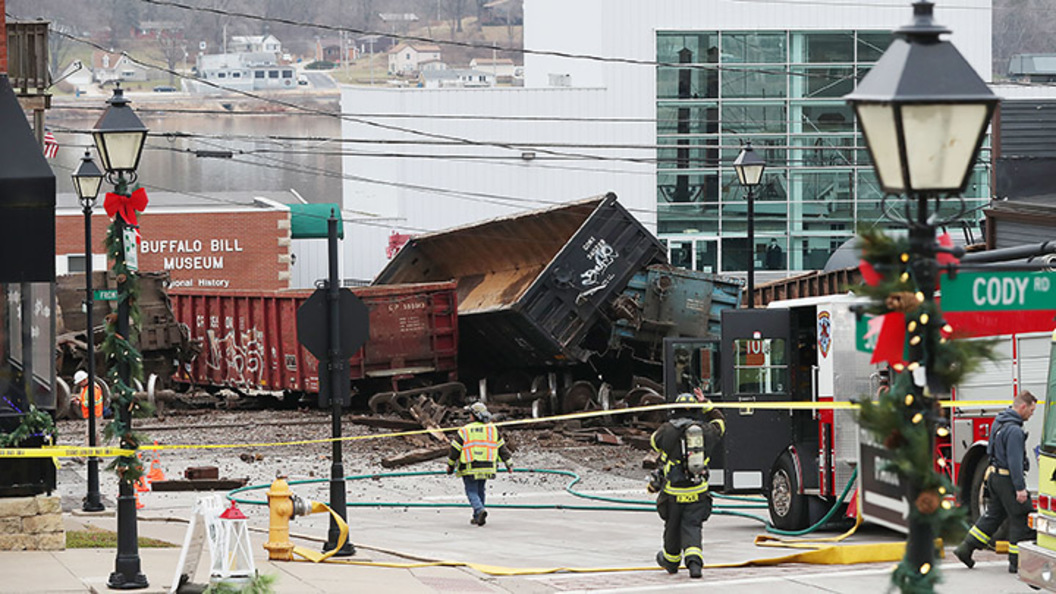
[954,390,1038,573]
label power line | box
[135,0,883,82]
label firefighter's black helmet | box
[671,392,703,420]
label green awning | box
[290,203,343,239]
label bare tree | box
[992,0,1056,79]
[48,21,76,75]
[156,32,185,85]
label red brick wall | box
[56,209,292,291]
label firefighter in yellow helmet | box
[648,389,726,578]
[446,402,513,526]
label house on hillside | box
[1009,54,1056,83]
[195,52,296,92]
[135,21,183,39]
[228,35,282,55]
[317,38,356,64]
[92,51,149,83]
[469,58,517,78]
[56,60,93,93]
[388,42,442,74]
[421,69,495,89]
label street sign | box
[94,289,118,301]
[295,288,370,360]
[942,271,1056,312]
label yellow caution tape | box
[1,398,1016,458]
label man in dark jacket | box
[649,390,726,578]
[446,402,513,526]
[954,390,1038,573]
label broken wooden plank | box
[380,446,449,469]
[347,415,422,431]
[150,478,249,492]
[595,433,623,446]
[409,396,449,443]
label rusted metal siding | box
[170,282,458,394]
[753,267,861,307]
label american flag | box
[43,130,59,159]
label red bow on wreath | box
[104,187,148,228]
[104,188,148,244]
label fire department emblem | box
[817,311,832,358]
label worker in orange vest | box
[73,370,104,420]
[446,403,512,526]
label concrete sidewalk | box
[6,459,1040,593]
[0,501,1042,593]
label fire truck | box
[670,282,1056,531]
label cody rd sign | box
[942,271,1056,312]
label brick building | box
[55,192,300,292]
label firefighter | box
[954,390,1038,573]
[648,389,726,578]
[72,370,104,421]
[446,402,512,526]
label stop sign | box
[296,288,370,360]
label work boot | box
[687,558,703,579]
[475,510,487,527]
[656,551,679,574]
[1009,553,1019,574]
[953,540,978,569]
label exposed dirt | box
[55,409,652,508]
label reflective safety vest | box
[452,422,503,479]
[79,385,104,419]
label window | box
[282,70,293,78]
[255,71,265,79]
[67,255,86,274]
[269,70,279,78]
[721,32,787,63]
[232,72,241,78]
[790,32,854,63]
[217,72,226,78]
[732,338,788,394]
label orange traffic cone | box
[135,490,144,509]
[134,476,149,492]
[146,442,166,484]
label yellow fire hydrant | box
[264,478,296,561]
[263,477,343,562]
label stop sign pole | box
[324,212,354,557]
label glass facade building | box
[656,30,991,274]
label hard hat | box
[466,402,491,422]
[674,393,697,405]
[74,370,88,385]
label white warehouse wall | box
[342,0,992,283]
[339,86,656,282]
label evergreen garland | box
[101,188,154,484]
[853,226,995,593]
[0,403,56,447]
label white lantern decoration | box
[209,500,256,586]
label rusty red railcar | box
[169,282,458,400]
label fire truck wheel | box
[769,452,809,531]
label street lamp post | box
[845,0,997,588]
[733,142,766,309]
[93,84,150,590]
[71,150,105,514]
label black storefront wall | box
[0,74,57,496]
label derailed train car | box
[169,282,460,405]
[374,193,743,414]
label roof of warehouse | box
[55,190,302,213]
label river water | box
[46,96,343,203]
